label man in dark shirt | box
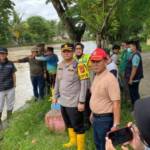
[15,47,45,101]
[0,47,17,128]
[125,41,143,108]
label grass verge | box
[0,99,133,150]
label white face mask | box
[127,48,131,52]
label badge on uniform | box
[72,61,78,69]
[77,63,89,80]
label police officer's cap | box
[61,43,74,52]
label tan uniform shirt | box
[90,70,120,114]
[54,60,88,107]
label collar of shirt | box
[96,69,108,79]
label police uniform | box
[54,43,88,150]
[54,60,88,132]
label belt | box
[93,113,113,118]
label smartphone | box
[108,127,133,146]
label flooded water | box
[1,41,96,119]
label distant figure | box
[106,54,118,78]
[125,41,143,108]
[119,41,131,100]
[36,47,59,96]
[111,45,120,65]
[15,47,45,101]
[0,47,17,128]
[36,43,45,55]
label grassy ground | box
[0,98,133,150]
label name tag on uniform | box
[78,63,89,80]
[68,69,74,72]
[58,68,63,70]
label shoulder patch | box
[72,60,78,69]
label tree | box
[48,0,150,47]
[47,20,57,40]
[0,0,14,44]
[10,10,24,45]
[47,0,119,46]
[46,0,86,42]
[27,16,52,42]
[115,0,150,42]
[77,0,120,47]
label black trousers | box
[61,106,85,134]
[128,81,140,107]
[84,89,91,127]
[46,72,56,95]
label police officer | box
[53,43,88,150]
[74,42,91,130]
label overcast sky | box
[12,0,59,21]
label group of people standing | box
[52,42,121,150]
[113,41,143,109]
[0,43,59,129]
[52,40,143,150]
[0,40,144,150]
[15,43,59,101]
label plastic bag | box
[45,103,65,133]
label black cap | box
[134,97,150,147]
[47,47,54,52]
[0,47,8,54]
[61,43,74,51]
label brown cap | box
[61,43,74,52]
[31,47,39,52]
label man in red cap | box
[89,48,121,150]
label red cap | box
[90,48,107,61]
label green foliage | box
[115,0,150,41]
[0,98,133,150]
[27,16,51,42]
[0,0,14,44]
[0,0,64,46]
[8,14,61,45]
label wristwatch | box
[79,102,85,104]
[113,124,120,128]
